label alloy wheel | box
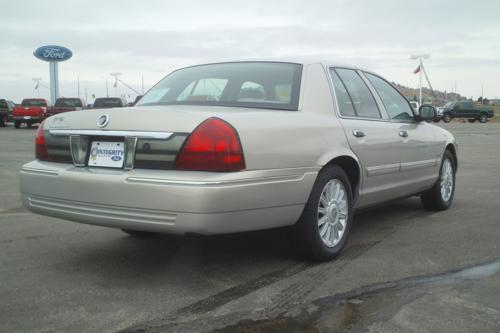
[317,179,348,247]
[440,159,454,202]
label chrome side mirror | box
[418,105,437,121]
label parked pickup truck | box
[92,97,127,109]
[46,98,85,117]
[438,101,494,123]
[0,99,16,127]
[12,98,49,128]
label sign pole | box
[49,62,59,105]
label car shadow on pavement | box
[60,197,434,280]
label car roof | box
[178,57,374,73]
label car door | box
[363,72,442,196]
[329,68,403,208]
[454,101,466,117]
[464,101,475,117]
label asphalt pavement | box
[0,122,499,332]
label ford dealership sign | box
[34,45,72,62]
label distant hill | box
[392,82,465,106]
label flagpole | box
[33,77,42,97]
[411,54,430,106]
[419,58,422,106]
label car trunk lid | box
[42,105,245,169]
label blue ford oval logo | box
[34,45,73,62]
[111,156,122,162]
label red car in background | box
[12,98,49,128]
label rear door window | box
[333,68,381,119]
[329,70,356,117]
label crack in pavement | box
[121,230,398,333]
[122,258,500,333]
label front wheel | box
[442,113,452,123]
[293,165,353,261]
[14,120,21,129]
[421,150,456,211]
[479,114,488,123]
[0,116,6,127]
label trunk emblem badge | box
[97,114,109,128]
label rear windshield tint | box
[55,98,83,107]
[93,98,123,108]
[21,99,46,107]
[137,62,302,111]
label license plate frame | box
[87,141,125,168]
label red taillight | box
[175,118,245,172]
[35,121,49,160]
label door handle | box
[352,129,365,138]
[399,130,408,138]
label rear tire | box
[14,120,21,129]
[26,121,33,128]
[0,116,6,127]
[468,119,476,123]
[433,118,440,123]
[442,113,452,123]
[421,150,456,211]
[479,113,488,123]
[121,229,156,237]
[292,165,354,261]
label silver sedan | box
[20,60,457,261]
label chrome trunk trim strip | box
[49,130,173,139]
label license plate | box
[88,141,125,168]
[23,116,32,120]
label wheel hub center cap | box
[328,204,338,223]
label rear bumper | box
[13,116,43,122]
[20,161,318,234]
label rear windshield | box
[93,98,123,108]
[21,99,46,107]
[55,98,83,107]
[137,62,303,111]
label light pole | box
[110,72,122,97]
[410,54,430,106]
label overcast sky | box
[1,0,499,103]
